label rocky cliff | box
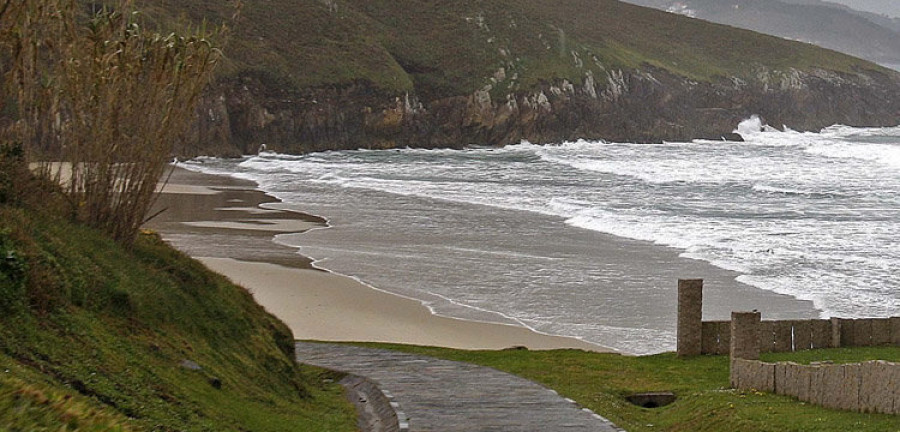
[163,0,900,156]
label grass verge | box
[359,343,900,432]
[0,202,357,431]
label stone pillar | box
[677,279,703,357]
[831,317,843,348]
[731,311,761,360]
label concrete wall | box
[731,359,900,414]
[699,318,899,355]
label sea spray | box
[183,121,900,353]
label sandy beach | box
[147,167,610,352]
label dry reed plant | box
[1,0,222,245]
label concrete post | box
[677,279,703,357]
[831,317,843,348]
[731,311,761,360]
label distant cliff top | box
[135,0,899,155]
[143,0,897,97]
[623,0,900,66]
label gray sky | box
[826,0,900,17]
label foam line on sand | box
[152,166,611,352]
[199,257,610,352]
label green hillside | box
[0,164,356,431]
[143,0,887,96]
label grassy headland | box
[360,343,900,432]
[142,0,889,97]
[0,183,356,430]
[125,0,900,154]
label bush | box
[3,0,223,245]
[0,143,25,205]
[0,228,25,314]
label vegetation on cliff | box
[0,1,356,429]
[148,0,887,95]
[0,159,357,430]
[2,0,221,244]
[126,0,900,154]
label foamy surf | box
[181,119,900,353]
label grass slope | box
[361,343,900,432]
[139,0,890,98]
[0,195,356,430]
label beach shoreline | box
[147,166,613,353]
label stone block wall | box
[674,279,900,356]
[700,321,731,355]
[698,318,899,355]
[731,359,900,414]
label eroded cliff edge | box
[187,66,900,156]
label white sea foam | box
[183,118,900,353]
[805,141,900,169]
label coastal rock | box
[180,359,203,371]
[181,65,900,156]
[721,132,744,142]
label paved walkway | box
[296,342,624,432]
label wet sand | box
[147,167,611,352]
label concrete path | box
[296,342,624,432]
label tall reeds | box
[1,0,222,245]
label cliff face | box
[162,0,900,156]
[187,65,900,156]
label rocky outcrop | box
[182,65,900,156]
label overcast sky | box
[826,0,900,17]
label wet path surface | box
[296,342,624,431]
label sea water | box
[183,119,900,354]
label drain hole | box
[625,392,676,408]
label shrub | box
[2,0,223,245]
[0,228,25,314]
